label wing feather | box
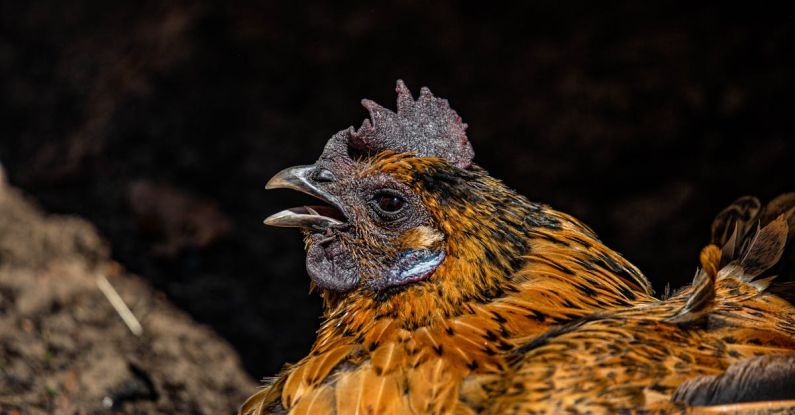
[335,368,367,415]
[291,385,335,415]
[283,344,356,408]
[408,358,459,415]
[240,376,286,415]
[358,364,404,414]
[370,341,403,376]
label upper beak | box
[263,165,346,229]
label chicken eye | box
[371,191,406,218]
[377,194,405,212]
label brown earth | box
[0,167,255,414]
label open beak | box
[263,165,347,230]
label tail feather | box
[711,195,761,256]
[666,245,719,323]
[669,211,790,323]
[735,216,788,282]
[756,193,795,227]
[712,194,795,281]
[714,214,787,292]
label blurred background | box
[1,1,793,412]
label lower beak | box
[263,165,346,229]
[264,206,344,228]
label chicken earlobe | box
[370,249,446,291]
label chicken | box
[242,80,654,415]
[240,81,795,414]
[483,195,795,414]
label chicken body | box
[244,153,654,414]
[242,82,795,414]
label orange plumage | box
[241,82,795,414]
[485,200,795,414]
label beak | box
[263,165,347,229]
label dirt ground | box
[1,1,793,409]
[0,168,255,413]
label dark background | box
[2,1,793,380]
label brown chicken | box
[241,81,795,414]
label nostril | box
[314,168,336,183]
